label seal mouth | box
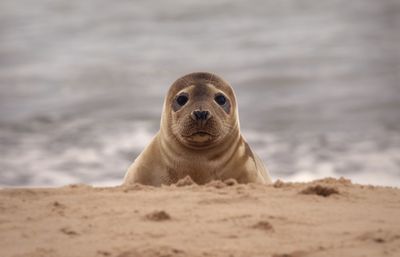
[189,131,214,137]
[180,130,219,145]
[183,129,218,138]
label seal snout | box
[191,110,211,121]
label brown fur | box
[123,72,271,186]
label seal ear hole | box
[214,94,227,106]
[176,94,189,106]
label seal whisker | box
[208,72,214,84]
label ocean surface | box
[1,0,399,187]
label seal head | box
[161,72,238,149]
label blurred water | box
[0,0,399,187]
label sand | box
[1,178,400,257]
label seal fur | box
[123,72,271,186]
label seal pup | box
[123,72,271,186]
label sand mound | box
[300,185,339,197]
[145,210,171,221]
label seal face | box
[123,72,271,186]
[167,74,235,149]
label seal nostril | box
[192,111,210,121]
[204,111,209,120]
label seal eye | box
[214,94,226,106]
[176,95,188,106]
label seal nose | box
[191,110,210,121]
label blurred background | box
[0,0,399,187]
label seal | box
[123,72,271,186]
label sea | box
[0,0,399,187]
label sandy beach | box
[1,177,399,257]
